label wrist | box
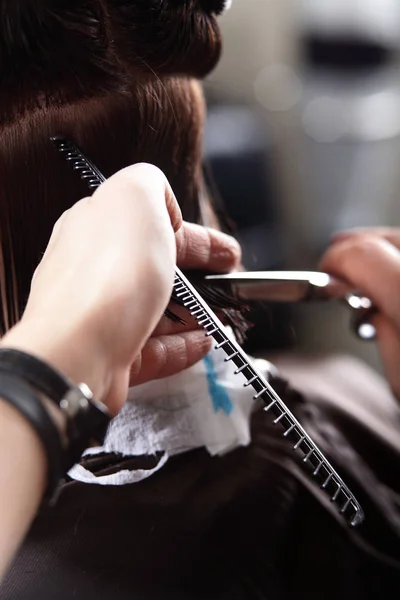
[0,348,111,502]
[0,394,47,472]
[0,319,111,405]
[0,394,48,569]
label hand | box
[129,221,242,387]
[320,227,400,399]
[1,164,182,414]
[1,164,241,414]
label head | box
[0,0,232,331]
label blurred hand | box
[320,227,400,399]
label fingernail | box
[214,229,240,249]
[212,231,241,265]
[214,248,238,264]
[191,329,213,350]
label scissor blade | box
[204,271,339,302]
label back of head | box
[0,0,223,330]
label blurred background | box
[203,0,400,371]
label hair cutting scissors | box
[204,271,377,341]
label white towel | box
[69,334,275,486]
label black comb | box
[51,136,365,528]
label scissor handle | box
[345,294,377,341]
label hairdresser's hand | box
[2,163,241,413]
[129,221,242,387]
[320,227,400,399]
[1,164,181,415]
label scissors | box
[204,271,377,341]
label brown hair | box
[0,0,226,331]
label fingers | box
[93,163,182,233]
[332,227,400,249]
[175,221,242,272]
[129,330,212,387]
[321,227,400,401]
[152,304,198,336]
[320,236,400,329]
[92,164,241,273]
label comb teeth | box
[172,272,365,529]
[50,137,104,190]
[51,137,365,529]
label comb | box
[51,136,365,528]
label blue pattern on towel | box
[204,354,233,415]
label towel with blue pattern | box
[69,330,274,486]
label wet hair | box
[0,0,249,336]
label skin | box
[129,220,241,387]
[320,227,400,400]
[0,163,241,578]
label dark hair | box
[0,0,230,332]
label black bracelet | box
[0,348,110,472]
[0,371,66,502]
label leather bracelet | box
[0,371,66,502]
[0,349,110,469]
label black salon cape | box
[2,356,400,599]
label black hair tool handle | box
[51,136,365,528]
